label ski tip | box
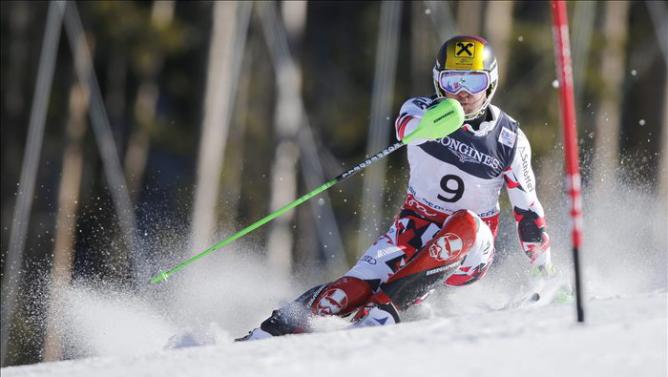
[150,270,169,285]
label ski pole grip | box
[402,98,464,144]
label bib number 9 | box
[437,174,464,202]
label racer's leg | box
[353,210,495,327]
[237,214,440,340]
[444,219,495,286]
[378,209,483,310]
[312,214,442,316]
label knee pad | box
[388,209,479,281]
[311,277,373,316]
[445,215,495,286]
[379,209,482,309]
[427,209,481,265]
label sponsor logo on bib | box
[440,137,503,173]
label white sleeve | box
[503,129,552,267]
[504,129,544,216]
[395,97,432,145]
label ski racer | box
[237,35,554,340]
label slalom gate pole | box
[551,0,585,322]
[150,142,405,284]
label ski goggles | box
[437,70,490,95]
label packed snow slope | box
[3,290,666,377]
[2,167,666,376]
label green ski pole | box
[149,98,464,285]
[150,142,405,284]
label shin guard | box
[381,209,480,309]
[311,277,373,316]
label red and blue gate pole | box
[551,0,585,322]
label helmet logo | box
[447,40,482,70]
[455,42,474,57]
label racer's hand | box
[402,98,464,144]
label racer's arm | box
[394,97,430,145]
[395,96,465,145]
[503,129,552,270]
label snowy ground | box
[2,175,666,376]
[2,290,666,377]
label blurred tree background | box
[1,0,666,367]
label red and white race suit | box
[242,97,556,339]
[345,96,552,291]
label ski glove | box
[402,98,465,144]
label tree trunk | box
[4,2,29,123]
[296,125,348,277]
[281,0,320,276]
[412,2,434,104]
[645,0,668,207]
[190,1,247,250]
[1,1,65,366]
[484,1,513,79]
[216,2,252,231]
[258,1,347,277]
[457,1,482,35]
[123,0,173,201]
[63,2,141,279]
[257,1,306,277]
[220,34,252,226]
[106,52,127,155]
[357,1,402,254]
[592,1,630,197]
[42,72,90,363]
[424,1,456,40]
[658,72,668,217]
[572,0,597,107]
